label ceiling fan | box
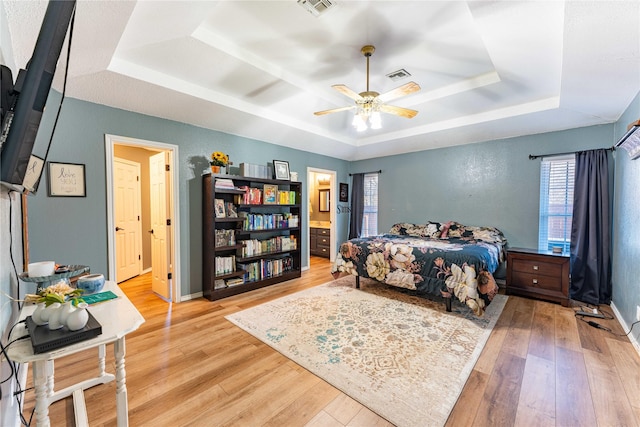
[314,45,421,131]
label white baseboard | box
[610,302,640,357]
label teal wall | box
[25,94,349,297]
[21,88,640,345]
[612,91,640,344]
[351,125,614,249]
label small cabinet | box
[310,227,330,258]
[203,173,302,301]
[506,247,569,306]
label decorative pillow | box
[425,222,442,238]
[389,223,440,238]
[389,223,415,236]
[439,221,452,238]
[447,222,474,238]
[471,226,507,244]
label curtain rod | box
[528,146,615,160]
[349,169,382,176]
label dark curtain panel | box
[569,149,612,305]
[349,173,365,239]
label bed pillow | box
[439,221,452,238]
[447,222,474,238]
[389,223,440,238]
[446,222,507,244]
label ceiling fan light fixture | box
[314,45,421,128]
[353,113,367,132]
[370,111,382,129]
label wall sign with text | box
[48,162,86,197]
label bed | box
[330,221,507,315]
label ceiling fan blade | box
[379,104,419,119]
[332,84,364,101]
[377,81,421,103]
[314,105,356,116]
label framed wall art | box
[273,160,290,180]
[339,183,348,202]
[47,162,86,197]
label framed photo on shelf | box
[263,184,278,204]
[226,202,238,217]
[339,183,348,202]
[214,198,226,218]
[273,160,290,180]
[47,162,86,197]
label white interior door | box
[150,151,171,300]
[114,158,142,283]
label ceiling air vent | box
[386,69,412,82]
[297,0,336,17]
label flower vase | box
[47,303,64,330]
[40,302,58,324]
[66,302,89,331]
[211,165,221,174]
[58,301,76,327]
[31,302,48,326]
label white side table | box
[7,282,145,426]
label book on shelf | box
[214,199,226,218]
[238,212,299,231]
[237,187,263,205]
[239,235,297,257]
[226,277,245,287]
[214,279,227,290]
[278,190,296,205]
[215,255,236,275]
[239,163,272,179]
[215,229,236,247]
[214,178,235,190]
[238,255,294,282]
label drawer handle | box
[532,279,538,284]
[533,265,539,271]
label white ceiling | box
[3,1,639,161]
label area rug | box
[225,276,507,427]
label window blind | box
[538,155,575,252]
[362,173,378,237]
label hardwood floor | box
[21,257,640,426]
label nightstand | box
[506,247,570,306]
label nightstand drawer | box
[511,259,561,277]
[506,248,570,306]
[511,271,563,291]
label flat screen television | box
[0,0,76,194]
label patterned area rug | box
[226,276,507,427]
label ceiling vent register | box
[297,0,336,17]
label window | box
[538,155,575,252]
[361,173,378,237]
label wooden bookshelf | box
[202,173,302,300]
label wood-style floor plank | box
[17,256,640,427]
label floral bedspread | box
[331,232,504,316]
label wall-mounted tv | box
[0,0,76,194]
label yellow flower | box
[210,151,229,166]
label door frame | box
[105,134,181,303]
[306,167,337,266]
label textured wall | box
[25,95,350,297]
[612,91,640,344]
[350,125,614,249]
